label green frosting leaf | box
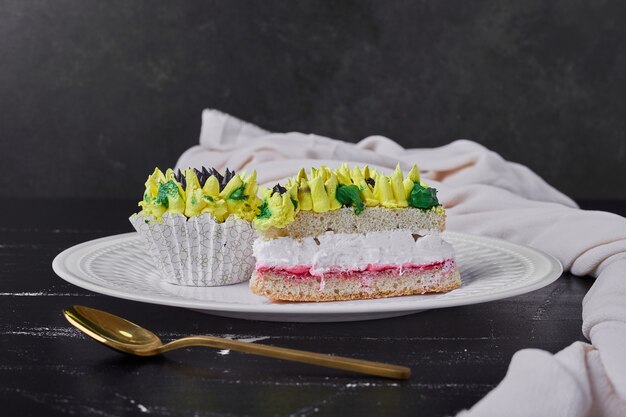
[257,200,271,219]
[228,185,247,201]
[155,180,181,208]
[290,197,299,210]
[336,184,365,215]
[408,182,439,209]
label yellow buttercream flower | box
[255,189,297,231]
[336,163,352,185]
[325,174,342,210]
[137,167,260,222]
[407,164,420,182]
[202,175,220,198]
[219,175,244,199]
[309,175,330,213]
[252,163,441,230]
[184,168,206,217]
[351,166,378,206]
[139,168,167,218]
[373,174,400,208]
[297,178,313,211]
[390,164,408,207]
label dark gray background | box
[1,0,625,199]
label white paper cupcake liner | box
[129,212,255,286]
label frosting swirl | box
[138,167,260,222]
[254,163,443,231]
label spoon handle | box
[158,336,411,380]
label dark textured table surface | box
[1,199,623,417]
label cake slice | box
[250,164,460,302]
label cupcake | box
[129,167,260,286]
[251,164,460,301]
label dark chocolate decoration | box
[200,167,211,185]
[223,168,235,188]
[272,183,288,195]
[173,169,187,190]
[209,167,224,187]
[194,167,215,187]
[171,166,238,191]
[365,177,375,187]
[193,168,203,184]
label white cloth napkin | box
[177,109,626,417]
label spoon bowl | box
[64,305,411,379]
[64,305,163,354]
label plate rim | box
[52,231,563,315]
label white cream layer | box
[253,230,455,275]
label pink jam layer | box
[256,259,456,279]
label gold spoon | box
[64,305,411,380]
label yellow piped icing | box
[255,187,297,230]
[254,163,443,231]
[138,167,260,222]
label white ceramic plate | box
[52,232,562,322]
